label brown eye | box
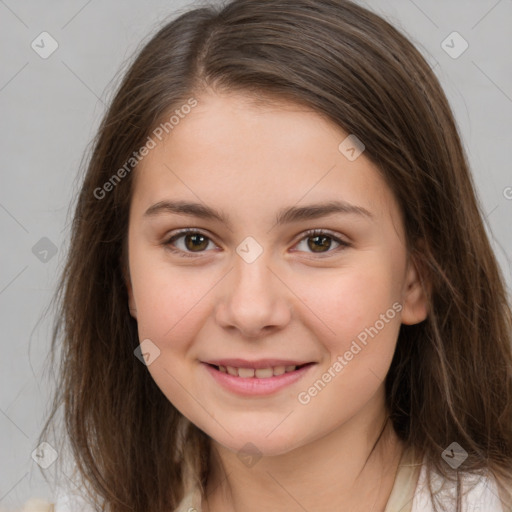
[164,230,215,257]
[183,233,209,251]
[307,233,333,252]
[164,228,350,259]
[294,229,350,255]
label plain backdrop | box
[0,0,511,507]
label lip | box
[204,358,311,369]
[202,361,316,396]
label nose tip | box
[214,260,292,338]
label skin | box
[125,90,428,511]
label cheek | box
[129,249,210,353]
[293,264,402,425]
[296,259,402,364]
[129,254,212,413]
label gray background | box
[1,0,511,508]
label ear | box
[122,261,137,320]
[400,241,430,326]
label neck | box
[202,391,405,512]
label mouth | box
[201,360,316,396]
[205,362,313,378]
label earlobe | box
[400,250,430,326]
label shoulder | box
[412,461,506,512]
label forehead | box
[131,91,401,231]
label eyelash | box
[163,228,351,258]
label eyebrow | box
[143,199,374,227]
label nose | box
[214,252,292,339]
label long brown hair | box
[37,0,512,510]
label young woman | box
[25,0,512,511]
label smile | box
[202,361,316,396]
[211,363,308,378]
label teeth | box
[238,367,255,378]
[255,368,273,378]
[273,365,286,375]
[217,364,299,378]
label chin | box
[208,425,305,459]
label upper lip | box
[203,358,314,369]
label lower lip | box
[202,363,315,396]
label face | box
[125,91,427,457]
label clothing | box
[20,446,505,512]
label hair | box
[37,0,512,511]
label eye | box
[163,229,217,258]
[293,229,350,256]
[163,228,350,258]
